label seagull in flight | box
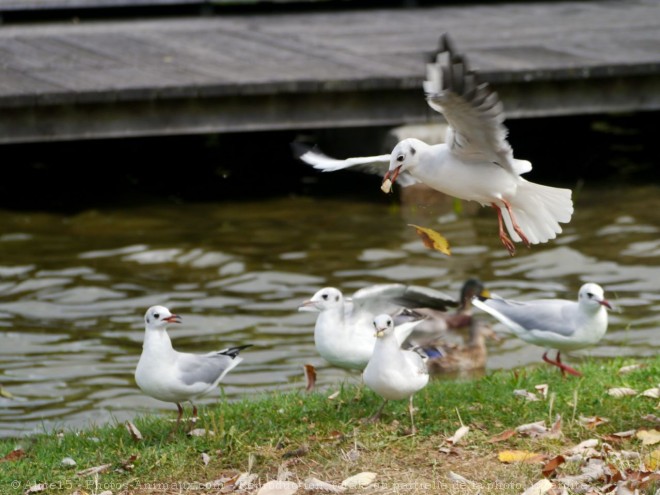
[135,305,250,426]
[472,283,611,376]
[296,34,573,255]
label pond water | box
[0,175,658,438]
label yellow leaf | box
[636,429,660,446]
[341,472,377,488]
[498,450,546,464]
[645,449,660,470]
[408,224,451,255]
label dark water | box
[0,112,659,438]
[0,180,658,438]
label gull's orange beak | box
[383,165,402,185]
[599,299,613,310]
[164,314,182,324]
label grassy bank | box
[2,356,659,494]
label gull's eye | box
[587,293,594,299]
[321,294,328,300]
[154,313,160,319]
[396,154,405,162]
[335,295,339,302]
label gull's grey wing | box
[424,34,530,176]
[353,284,458,314]
[177,345,250,386]
[292,142,419,187]
[478,298,577,337]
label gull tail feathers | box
[502,179,573,244]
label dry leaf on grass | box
[61,457,77,467]
[188,428,214,437]
[201,453,211,466]
[541,455,566,478]
[327,391,340,400]
[635,429,660,445]
[644,449,660,470]
[341,472,377,489]
[257,480,298,495]
[236,472,258,490]
[304,478,345,493]
[447,471,476,486]
[641,414,660,424]
[640,386,660,399]
[565,439,599,456]
[0,448,25,462]
[521,478,554,495]
[514,389,540,401]
[535,384,549,399]
[408,224,451,255]
[579,415,610,429]
[24,484,47,494]
[446,425,470,445]
[125,421,143,441]
[76,464,111,477]
[618,364,646,375]
[498,450,546,464]
[488,429,516,443]
[608,387,637,397]
[303,364,316,392]
[516,420,548,437]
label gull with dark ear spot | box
[299,285,456,371]
[135,305,251,428]
[472,283,611,376]
[295,33,573,256]
[363,314,429,435]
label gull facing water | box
[363,314,429,435]
[296,34,573,255]
[135,305,250,425]
[472,283,611,376]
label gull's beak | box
[164,314,182,324]
[373,324,386,338]
[298,299,320,313]
[381,166,402,193]
[598,298,613,310]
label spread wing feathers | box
[292,142,420,187]
[352,283,458,313]
[424,34,527,176]
[177,345,250,386]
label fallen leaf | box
[98,491,112,495]
[447,471,476,486]
[125,421,143,442]
[579,415,610,429]
[188,428,214,437]
[327,391,340,400]
[408,224,451,255]
[236,472,258,490]
[522,479,554,495]
[608,387,637,397]
[556,458,607,485]
[514,389,540,401]
[76,464,112,477]
[342,448,360,462]
[341,472,377,488]
[303,364,316,392]
[636,429,660,445]
[535,383,549,399]
[283,444,309,459]
[119,454,138,472]
[0,448,25,462]
[304,477,345,493]
[640,386,660,399]
[516,420,548,437]
[645,449,660,470]
[24,484,47,494]
[642,414,660,424]
[542,455,565,478]
[565,439,599,456]
[488,429,516,443]
[497,450,546,464]
[618,364,646,374]
[256,480,298,495]
[201,453,210,466]
[446,425,469,445]
[60,457,77,467]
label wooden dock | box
[0,0,658,144]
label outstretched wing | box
[293,142,420,187]
[424,34,530,176]
[352,283,457,314]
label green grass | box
[2,356,659,494]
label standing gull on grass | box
[299,284,455,370]
[135,305,250,426]
[472,283,611,376]
[363,314,429,435]
[296,34,573,255]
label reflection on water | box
[0,184,658,438]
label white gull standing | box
[298,284,456,370]
[296,33,573,255]
[472,283,611,376]
[363,314,429,435]
[135,305,250,426]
